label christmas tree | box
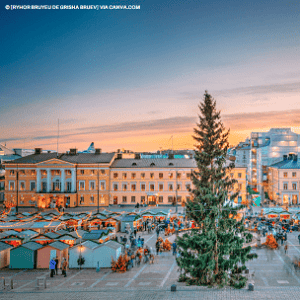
[176,91,257,288]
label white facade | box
[249,128,300,193]
[69,240,123,268]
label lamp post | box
[175,170,178,213]
[97,163,100,213]
[16,164,19,213]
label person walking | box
[284,243,288,254]
[156,226,160,239]
[298,234,300,245]
[55,257,59,275]
[134,228,137,238]
[49,258,56,277]
[156,239,161,255]
[172,241,177,256]
[61,258,68,277]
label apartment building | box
[249,128,300,194]
[110,154,247,206]
[268,154,299,205]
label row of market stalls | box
[262,208,300,224]
[0,208,174,269]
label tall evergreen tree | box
[176,91,257,288]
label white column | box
[61,169,65,192]
[71,169,76,192]
[47,169,51,192]
[36,169,41,192]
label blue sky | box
[1,0,300,151]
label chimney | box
[95,148,101,154]
[293,154,298,162]
[283,155,287,161]
[117,149,120,153]
[117,153,122,159]
[34,148,42,154]
[69,148,77,155]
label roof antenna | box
[57,118,59,158]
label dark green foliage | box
[176,91,257,288]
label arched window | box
[169,163,174,166]
[132,162,137,166]
[150,163,155,167]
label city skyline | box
[1,0,300,152]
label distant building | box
[248,128,300,194]
[268,154,299,205]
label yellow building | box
[4,149,247,208]
[4,148,115,208]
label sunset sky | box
[1,0,300,152]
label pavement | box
[1,229,300,299]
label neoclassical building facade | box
[4,149,247,208]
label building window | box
[113,183,118,191]
[177,184,181,191]
[113,173,118,179]
[91,170,95,175]
[292,183,297,190]
[283,183,288,190]
[176,173,181,179]
[20,170,25,175]
[19,181,25,191]
[100,181,106,191]
[141,173,145,179]
[283,172,288,178]
[238,173,242,178]
[159,173,163,179]
[238,184,242,190]
[177,196,182,202]
[53,180,61,191]
[186,184,191,190]
[80,196,84,204]
[79,181,85,191]
[292,172,296,178]
[168,184,173,191]
[131,196,136,203]
[150,173,154,179]
[42,182,47,192]
[122,173,127,179]
[158,196,163,203]
[101,169,105,175]
[90,196,94,203]
[186,173,191,179]
[66,170,72,175]
[186,196,190,202]
[122,196,127,203]
[159,184,164,191]
[169,173,173,179]
[41,170,47,176]
[90,181,95,191]
[31,170,36,175]
[80,170,84,175]
[66,182,72,192]
[10,170,15,175]
[131,173,136,179]
[168,196,173,203]
[141,196,145,204]
[30,181,35,191]
[123,184,127,191]
[9,181,15,191]
[131,184,136,191]
[141,183,146,191]
[150,184,155,192]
